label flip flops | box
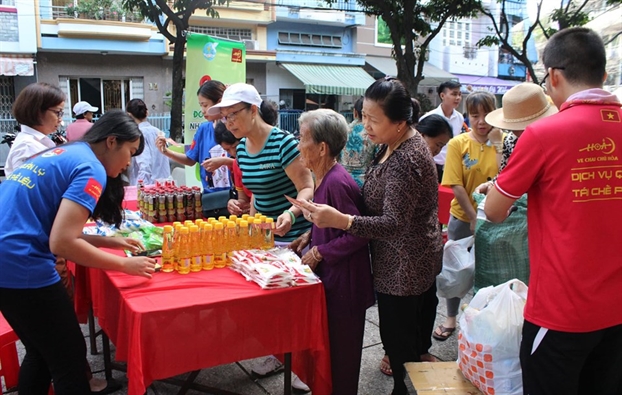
[432,325,456,341]
[379,355,393,376]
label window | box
[445,18,471,48]
[277,31,343,48]
[188,26,252,41]
[60,76,143,115]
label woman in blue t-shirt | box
[0,109,157,393]
[156,80,233,193]
[207,83,314,243]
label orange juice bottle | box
[238,220,250,250]
[176,227,191,274]
[247,218,258,249]
[253,217,263,249]
[172,223,183,271]
[189,225,202,272]
[202,223,214,270]
[262,218,275,250]
[226,221,237,266]
[161,225,175,272]
[213,222,226,268]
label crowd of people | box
[0,27,620,395]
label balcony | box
[40,3,144,23]
[275,0,365,26]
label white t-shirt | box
[420,105,464,165]
[5,125,56,176]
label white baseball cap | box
[73,101,98,116]
[207,83,262,117]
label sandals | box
[433,325,456,341]
[379,355,393,376]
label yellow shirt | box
[441,133,499,222]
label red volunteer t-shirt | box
[233,160,251,200]
[495,100,622,333]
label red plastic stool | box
[0,312,20,390]
[0,313,54,394]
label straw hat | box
[485,83,558,131]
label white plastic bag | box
[457,279,528,395]
[436,236,475,299]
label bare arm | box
[451,184,477,231]
[50,199,156,278]
[274,157,314,236]
[484,185,517,223]
[155,136,196,167]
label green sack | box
[473,193,530,292]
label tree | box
[332,0,481,99]
[478,0,622,84]
[121,0,228,142]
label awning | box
[365,56,458,87]
[0,55,34,76]
[454,74,520,95]
[281,63,377,96]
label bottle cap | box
[214,222,223,230]
[163,225,173,232]
[190,225,199,232]
[227,221,236,228]
[229,215,238,221]
[240,220,248,227]
[265,218,274,223]
[180,227,189,234]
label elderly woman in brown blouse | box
[298,78,443,395]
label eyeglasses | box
[48,109,64,119]
[540,67,565,92]
[222,106,249,123]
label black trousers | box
[0,281,90,394]
[377,286,436,395]
[521,320,622,395]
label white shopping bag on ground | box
[458,279,528,395]
[436,236,475,299]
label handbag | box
[201,189,231,218]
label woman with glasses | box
[207,83,313,242]
[5,83,64,176]
[0,110,156,393]
[295,78,443,395]
[156,80,233,193]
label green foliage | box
[477,35,500,48]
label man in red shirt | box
[485,27,622,394]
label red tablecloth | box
[438,185,454,225]
[78,256,332,395]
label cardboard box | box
[405,362,483,395]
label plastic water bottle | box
[213,222,226,268]
[161,225,175,273]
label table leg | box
[284,352,291,395]
[88,308,99,355]
[102,331,112,380]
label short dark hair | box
[197,80,226,103]
[437,80,462,97]
[465,91,496,115]
[76,113,86,120]
[259,101,278,126]
[353,97,363,121]
[411,98,421,124]
[13,82,65,127]
[542,27,606,87]
[298,109,348,158]
[126,98,148,120]
[83,110,145,227]
[214,121,240,145]
[417,114,452,138]
[365,78,417,126]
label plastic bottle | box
[229,214,238,222]
[241,214,249,221]
[161,225,175,273]
[213,222,226,268]
[189,225,202,272]
[238,220,250,251]
[172,223,183,271]
[247,217,260,249]
[226,221,237,266]
[202,223,214,270]
[262,218,275,250]
[176,227,191,274]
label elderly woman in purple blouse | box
[289,109,374,395]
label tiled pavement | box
[6,292,473,395]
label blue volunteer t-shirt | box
[0,142,107,289]
[185,121,230,193]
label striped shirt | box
[237,127,311,241]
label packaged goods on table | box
[83,210,163,256]
[230,248,320,289]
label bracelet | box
[343,215,354,231]
[310,246,322,262]
[284,209,296,225]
